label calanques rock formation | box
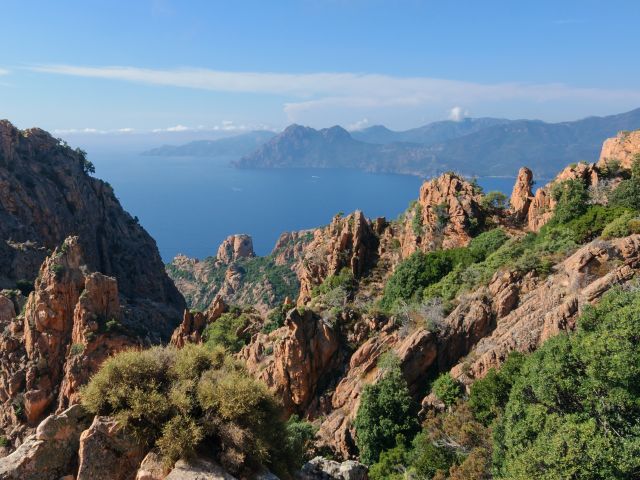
[1,119,640,478]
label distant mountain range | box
[145,108,640,178]
[142,130,276,157]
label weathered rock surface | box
[0,404,90,480]
[509,167,534,221]
[170,295,227,348]
[526,162,598,231]
[299,456,368,480]
[298,211,378,304]
[0,237,136,437]
[165,457,237,480]
[598,129,640,169]
[76,416,146,480]
[449,235,640,384]
[0,120,184,339]
[240,308,343,415]
[216,234,255,264]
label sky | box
[1,0,639,149]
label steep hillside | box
[0,120,184,337]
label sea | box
[90,152,528,262]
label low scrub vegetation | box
[380,229,508,311]
[82,344,312,477]
[361,286,640,478]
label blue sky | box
[1,0,639,147]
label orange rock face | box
[216,234,255,264]
[509,167,533,222]
[526,162,598,231]
[297,211,378,304]
[240,308,343,415]
[170,295,227,348]
[0,237,136,436]
[598,129,640,170]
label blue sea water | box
[91,153,523,261]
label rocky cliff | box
[167,232,310,314]
[0,120,184,339]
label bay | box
[91,152,525,261]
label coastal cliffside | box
[0,124,639,479]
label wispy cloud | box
[0,68,10,76]
[54,121,274,136]
[29,63,640,122]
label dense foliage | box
[354,354,419,464]
[202,311,251,353]
[380,229,508,310]
[431,373,463,407]
[369,286,640,479]
[493,287,640,478]
[82,344,310,477]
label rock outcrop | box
[526,162,598,231]
[509,167,534,221]
[0,237,137,437]
[0,120,184,339]
[240,308,343,415]
[297,211,378,304]
[398,173,484,257]
[170,295,227,348]
[168,233,308,315]
[0,404,91,480]
[598,129,640,169]
[299,457,368,480]
[216,234,255,264]
[76,416,145,480]
[448,234,640,384]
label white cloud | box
[0,68,9,76]
[448,106,469,121]
[347,118,370,131]
[28,64,640,106]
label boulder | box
[0,404,91,480]
[76,416,146,480]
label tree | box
[354,354,419,464]
[550,179,588,224]
[431,373,463,407]
[493,287,640,478]
[481,191,508,212]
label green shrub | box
[481,191,508,212]
[493,287,640,478]
[601,211,637,239]
[262,303,289,333]
[550,179,589,224]
[202,312,250,353]
[354,354,418,464]
[431,372,463,407]
[468,352,525,426]
[412,203,424,236]
[380,251,453,310]
[82,344,296,477]
[284,416,317,468]
[368,437,409,480]
[312,268,355,297]
[70,343,85,356]
[609,177,640,210]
